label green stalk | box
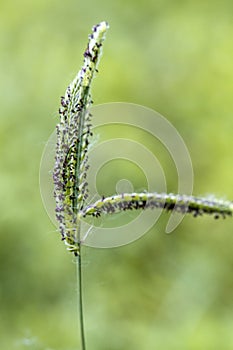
[76,241,86,350]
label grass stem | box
[76,239,86,350]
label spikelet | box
[53,22,109,254]
[79,192,233,220]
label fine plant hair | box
[52,22,232,350]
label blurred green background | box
[1,0,233,349]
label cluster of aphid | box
[80,193,233,220]
[53,22,232,255]
[53,22,109,254]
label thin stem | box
[76,239,86,350]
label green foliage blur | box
[1,0,233,349]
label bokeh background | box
[1,0,233,349]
